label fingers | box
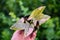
[11,30,24,40]
[29,31,37,38]
[30,31,37,40]
[32,31,37,38]
[24,31,37,40]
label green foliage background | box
[0,0,60,40]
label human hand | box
[11,17,37,40]
[11,30,36,40]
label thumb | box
[11,30,24,40]
[29,31,37,40]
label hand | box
[11,17,37,40]
[11,30,36,40]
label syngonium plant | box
[10,6,50,37]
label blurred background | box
[0,0,60,40]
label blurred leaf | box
[2,29,12,40]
